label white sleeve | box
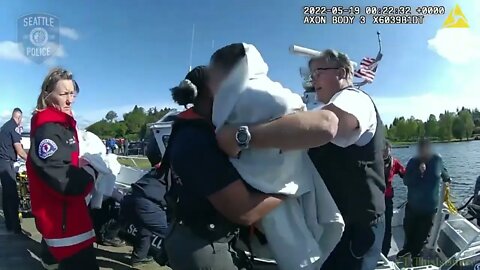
[327,90,377,147]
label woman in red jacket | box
[27,68,99,270]
[382,140,405,257]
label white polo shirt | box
[316,88,378,148]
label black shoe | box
[40,252,59,270]
[154,249,169,266]
[101,237,126,247]
[396,249,411,258]
[131,256,154,267]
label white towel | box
[77,130,121,209]
[212,43,344,270]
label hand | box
[419,163,426,175]
[216,125,241,157]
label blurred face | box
[418,144,432,159]
[207,64,229,96]
[383,146,391,159]
[47,79,76,115]
[12,112,22,125]
[309,58,343,104]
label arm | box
[403,158,416,186]
[216,109,338,157]
[216,89,376,157]
[172,129,285,226]
[439,156,451,183]
[10,130,28,160]
[394,159,406,178]
[29,122,96,196]
[208,181,285,226]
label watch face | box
[237,132,248,143]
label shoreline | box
[391,137,480,148]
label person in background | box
[164,64,284,270]
[124,139,129,156]
[382,140,405,257]
[216,48,386,270]
[0,108,28,234]
[473,175,480,226]
[119,135,168,267]
[397,138,451,265]
[27,68,99,270]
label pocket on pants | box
[349,225,375,259]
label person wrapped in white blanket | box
[211,43,345,270]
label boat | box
[143,42,480,269]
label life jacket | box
[308,88,386,225]
[27,107,95,261]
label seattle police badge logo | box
[17,13,59,64]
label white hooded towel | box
[212,43,344,270]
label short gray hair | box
[309,49,354,82]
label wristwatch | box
[235,126,251,150]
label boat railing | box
[426,182,449,250]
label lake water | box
[391,140,480,207]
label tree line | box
[86,105,480,143]
[386,107,480,142]
[86,106,174,141]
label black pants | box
[58,244,99,270]
[382,197,394,256]
[0,160,21,232]
[402,204,435,256]
[121,195,168,259]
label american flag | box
[354,57,378,83]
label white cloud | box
[0,40,67,64]
[427,28,480,64]
[0,41,30,63]
[59,27,79,40]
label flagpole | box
[377,31,382,55]
[188,24,195,72]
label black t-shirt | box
[168,124,241,223]
[0,119,22,161]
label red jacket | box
[27,107,96,261]
[384,157,406,199]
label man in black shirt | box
[0,108,28,234]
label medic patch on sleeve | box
[38,139,58,159]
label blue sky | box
[0,0,478,129]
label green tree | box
[105,110,118,122]
[458,109,475,139]
[438,111,454,141]
[424,114,438,138]
[123,106,147,136]
[452,116,465,140]
[86,120,115,138]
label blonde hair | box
[36,67,78,111]
[309,49,355,83]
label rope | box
[444,184,458,214]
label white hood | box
[212,43,301,131]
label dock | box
[0,189,170,270]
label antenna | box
[188,24,195,72]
